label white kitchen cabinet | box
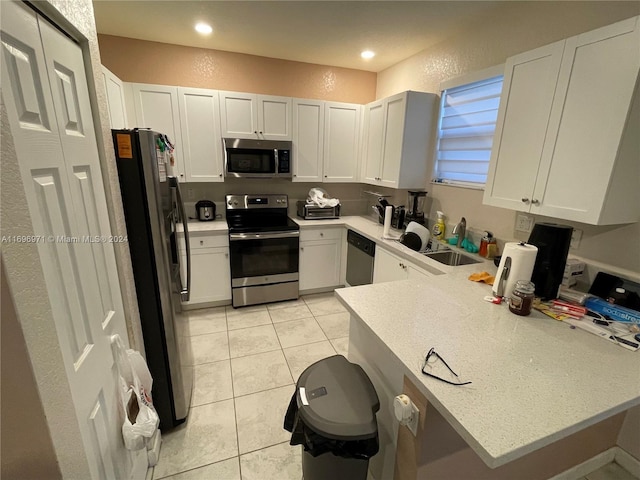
[219,91,292,140]
[299,227,343,292]
[292,98,324,182]
[130,83,185,179]
[484,16,640,225]
[101,65,128,129]
[323,101,362,182]
[361,99,385,184]
[180,232,231,306]
[178,87,224,182]
[373,247,433,283]
[361,91,437,189]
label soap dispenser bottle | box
[432,211,445,240]
[480,231,494,257]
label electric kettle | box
[195,200,216,221]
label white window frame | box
[432,64,504,189]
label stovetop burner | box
[225,194,299,233]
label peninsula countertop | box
[335,273,640,468]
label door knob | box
[521,198,530,204]
[531,199,540,205]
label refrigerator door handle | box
[172,179,191,302]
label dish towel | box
[468,272,495,285]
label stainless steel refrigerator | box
[112,128,192,430]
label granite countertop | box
[335,273,640,468]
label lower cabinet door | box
[299,240,341,291]
[373,248,408,283]
[181,248,231,304]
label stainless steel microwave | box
[223,138,292,178]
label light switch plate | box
[515,213,534,233]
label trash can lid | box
[296,355,380,441]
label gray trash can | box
[283,355,380,480]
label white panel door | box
[323,101,361,182]
[380,94,407,187]
[373,248,408,283]
[361,99,385,185]
[1,3,139,479]
[258,95,292,140]
[292,99,324,182]
[532,17,640,222]
[299,240,341,291]
[101,65,128,129]
[219,91,258,138]
[483,41,565,211]
[131,83,185,179]
[178,87,224,182]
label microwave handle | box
[274,149,279,174]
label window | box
[433,74,504,187]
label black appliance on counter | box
[112,129,193,430]
[527,223,573,300]
[226,194,299,307]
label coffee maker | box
[405,190,427,226]
[527,223,573,300]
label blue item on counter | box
[584,297,640,324]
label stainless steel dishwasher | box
[346,229,376,286]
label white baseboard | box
[549,447,640,480]
[615,448,640,478]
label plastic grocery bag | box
[111,335,159,451]
[307,188,339,208]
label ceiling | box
[92,1,506,72]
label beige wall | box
[98,34,377,104]
[377,2,640,275]
[1,262,61,480]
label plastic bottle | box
[432,211,445,240]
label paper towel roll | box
[492,242,538,299]
[383,205,392,238]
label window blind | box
[434,75,504,186]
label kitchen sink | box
[423,250,481,266]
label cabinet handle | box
[320,232,324,237]
[324,175,327,178]
[301,247,304,251]
[531,199,540,206]
[199,240,204,246]
[521,197,530,204]
[225,253,228,258]
[219,173,222,177]
[293,174,297,177]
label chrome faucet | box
[452,217,466,248]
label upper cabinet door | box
[292,98,324,182]
[379,93,407,187]
[323,101,361,182]
[131,83,185,180]
[101,65,128,129]
[219,91,292,140]
[483,41,565,211]
[258,95,292,140]
[219,91,258,138]
[178,87,223,182]
[532,16,640,224]
[361,99,385,185]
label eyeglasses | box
[421,348,472,386]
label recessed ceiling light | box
[361,50,375,59]
[195,23,213,35]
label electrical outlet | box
[407,403,420,437]
[570,228,583,249]
[186,187,194,200]
[515,213,534,233]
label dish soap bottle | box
[432,211,445,240]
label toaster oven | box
[296,201,341,220]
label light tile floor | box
[152,292,349,480]
[151,292,638,480]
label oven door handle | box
[229,231,300,241]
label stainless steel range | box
[226,194,300,307]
